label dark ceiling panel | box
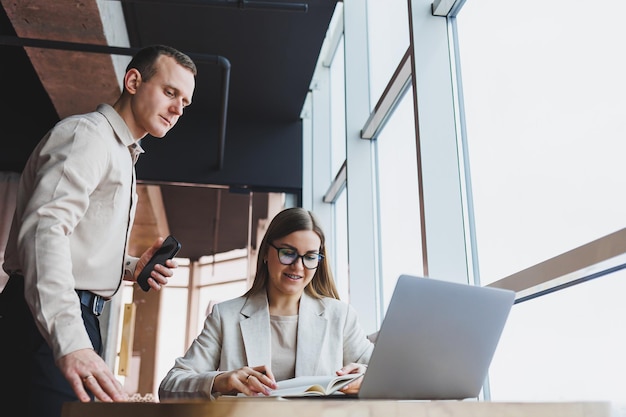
[160,184,269,260]
[1,0,337,260]
[122,0,337,190]
[0,6,59,173]
[121,1,334,120]
[136,118,304,191]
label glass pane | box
[457,0,626,282]
[197,250,248,286]
[489,269,626,401]
[330,36,346,175]
[333,188,350,301]
[198,280,248,334]
[367,0,409,107]
[157,287,188,384]
[376,86,423,310]
[456,0,626,404]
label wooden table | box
[62,397,614,417]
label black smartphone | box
[136,235,182,292]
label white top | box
[270,314,298,381]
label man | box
[0,45,196,417]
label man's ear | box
[124,68,142,94]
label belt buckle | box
[91,294,105,316]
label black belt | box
[76,290,107,316]
[9,274,107,316]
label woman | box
[158,207,373,399]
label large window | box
[456,0,626,282]
[366,0,409,107]
[455,0,626,401]
[303,0,626,404]
[366,0,416,310]
[375,86,423,309]
[489,269,626,401]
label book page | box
[269,373,364,397]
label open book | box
[268,373,364,397]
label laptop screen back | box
[358,275,515,400]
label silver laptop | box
[358,274,515,400]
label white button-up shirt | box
[3,103,143,360]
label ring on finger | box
[82,375,95,383]
[246,374,252,382]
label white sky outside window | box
[456,0,626,403]
[366,0,421,311]
[366,0,409,106]
[375,88,423,310]
[456,0,626,282]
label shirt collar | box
[96,103,146,163]
[96,103,137,148]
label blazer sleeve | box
[158,302,228,400]
[342,302,375,365]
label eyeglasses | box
[269,243,324,270]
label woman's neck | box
[267,288,301,316]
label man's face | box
[131,55,195,139]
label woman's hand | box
[336,363,367,394]
[213,366,277,396]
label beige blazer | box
[158,290,374,399]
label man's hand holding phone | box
[136,235,181,291]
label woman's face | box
[266,230,322,298]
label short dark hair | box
[245,207,340,300]
[126,44,197,80]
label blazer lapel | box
[240,292,272,367]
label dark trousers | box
[0,275,102,417]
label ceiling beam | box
[1,0,167,255]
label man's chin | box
[149,129,169,138]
